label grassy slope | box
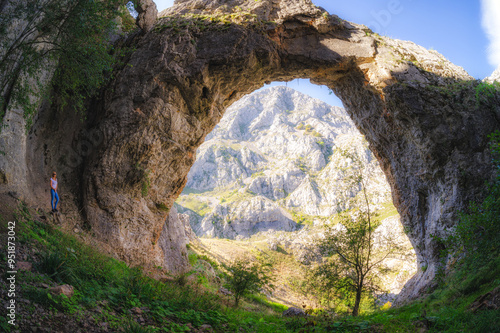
[188,201,411,309]
[0,201,294,332]
[193,237,313,309]
[1,199,499,332]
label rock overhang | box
[6,0,497,304]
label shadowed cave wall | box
[2,0,499,303]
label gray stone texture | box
[0,0,499,302]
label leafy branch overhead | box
[445,131,500,268]
[0,0,136,129]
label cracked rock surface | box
[2,0,499,304]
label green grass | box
[377,201,399,221]
[179,186,258,208]
[176,195,212,217]
[311,130,322,137]
[289,210,316,226]
[4,200,499,332]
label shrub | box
[37,251,76,284]
[188,252,198,266]
[225,259,273,307]
[311,147,410,316]
[311,130,322,137]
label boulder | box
[48,284,74,298]
[282,307,306,317]
[135,0,157,32]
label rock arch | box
[76,0,499,301]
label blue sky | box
[154,0,499,107]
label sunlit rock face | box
[484,66,500,84]
[80,0,500,302]
[5,0,498,302]
[179,86,391,239]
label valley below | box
[175,86,417,308]
[1,0,499,331]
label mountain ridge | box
[177,86,392,238]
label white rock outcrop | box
[179,86,391,238]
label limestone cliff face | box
[485,66,500,84]
[1,0,499,303]
[158,206,192,273]
[177,86,391,239]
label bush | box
[225,259,273,307]
[37,251,76,284]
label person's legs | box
[54,191,59,211]
[51,189,55,210]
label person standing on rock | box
[50,171,59,213]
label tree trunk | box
[352,288,362,316]
[234,295,240,307]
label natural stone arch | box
[80,0,499,301]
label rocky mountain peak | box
[484,66,500,84]
[177,86,392,238]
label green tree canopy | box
[225,258,273,307]
[0,0,135,129]
[312,147,410,316]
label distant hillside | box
[176,86,392,239]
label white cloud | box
[481,0,500,67]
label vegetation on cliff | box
[0,202,291,332]
[225,259,273,307]
[1,156,499,332]
[0,0,134,128]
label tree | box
[312,147,409,316]
[225,258,273,307]
[0,0,133,128]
